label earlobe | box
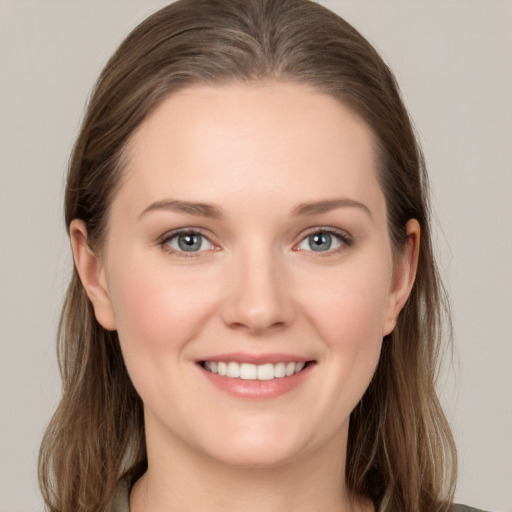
[69,219,117,331]
[382,219,420,336]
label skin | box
[71,82,419,512]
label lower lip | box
[198,363,314,400]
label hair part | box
[40,1,456,511]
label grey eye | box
[167,232,213,252]
[298,231,343,252]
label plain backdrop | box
[0,1,511,511]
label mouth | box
[199,360,314,381]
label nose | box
[220,246,296,335]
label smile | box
[201,361,308,381]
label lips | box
[197,353,315,399]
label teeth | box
[257,363,274,381]
[274,362,286,378]
[203,361,308,380]
[239,363,257,379]
[218,362,227,376]
[227,362,240,378]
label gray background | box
[1,1,511,510]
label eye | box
[296,229,349,253]
[163,231,215,253]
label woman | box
[38,1,486,511]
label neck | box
[130,416,372,512]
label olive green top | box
[110,479,490,512]
[452,507,490,512]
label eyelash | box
[158,226,353,257]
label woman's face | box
[74,82,417,469]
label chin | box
[207,441,304,469]
[193,418,322,470]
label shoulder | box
[108,487,492,512]
[110,477,130,512]
[452,505,491,512]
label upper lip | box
[197,352,314,365]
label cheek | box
[303,257,393,345]
[300,256,392,394]
[319,278,386,379]
[105,257,226,424]
[106,255,220,362]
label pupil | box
[310,233,331,251]
[178,234,201,251]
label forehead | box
[118,81,385,220]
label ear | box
[382,219,420,336]
[70,219,117,331]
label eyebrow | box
[138,199,223,219]
[292,198,372,218]
[138,197,372,220]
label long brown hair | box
[39,1,456,511]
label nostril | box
[227,319,288,336]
